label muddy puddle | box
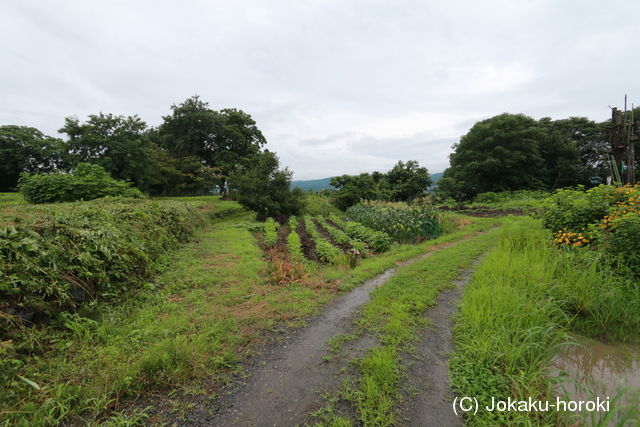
[552,336,640,423]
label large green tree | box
[228,150,303,220]
[59,113,157,188]
[385,160,432,201]
[158,96,266,192]
[0,125,65,192]
[439,114,548,200]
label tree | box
[439,114,547,200]
[59,113,159,190]
[228,150,303,220]
[385,160,432,201]
[0,125,65,192]
[158,96,266,193]
[330,173,384,210]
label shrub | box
[18,163,143,204]
[0,199,205,332]
[541,185,614,233]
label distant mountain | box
[291,177,334,191]
[430,172,444,184]
[291,172,444,191]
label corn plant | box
[346,201,441,243]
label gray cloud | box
[1,0,638,179]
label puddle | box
[552,336,640,424]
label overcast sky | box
[1,1,639,179]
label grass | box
[1,197,496,424]
[0,192,26,205]
[450,217,640,425]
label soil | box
[296,220,319,262]
[399,257,484,426]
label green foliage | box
[0,125,66,192]
[346,201,440,243]
[0,198,205,329]
[158,95,266,192]
[228,151,304,220]
[541,185,614,233]
[598,212,640,272]
[302,193,341,216]
[385,160,431,202]
[315,216,366,253]
[286,216,304,261]
[303,215,341,263]
[329,160,432,210]
[263,218,278,247]
[18,163,143,204]
[451,219,640,425]
[329,214,391,252]
[439,113,605,200]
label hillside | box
[292,172,444,191]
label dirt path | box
[164,234,485,426]
[400,258,483,426]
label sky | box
[1,1,639,180]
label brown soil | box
[296,220,319,262]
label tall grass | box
[450,217,640,425]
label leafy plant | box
[18,163,143,204]
[329,214,391,252]
[263,218,278,247]
[346,201,440,243]
[303,216,341,263]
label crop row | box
[263,218,279,247]
[287,216,304,260]
[346,201,440,242]
[303,215,341,263]
[328,214,391,252]
[314,216,367,253]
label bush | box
[0,199,205,332]
[18,163,143,204]
[541,185,614,233]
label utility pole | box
[608,96,638,185]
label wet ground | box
[400,258,483,427]
[553,336,640,424]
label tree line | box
[0,95,302,218]
[439,112,639,200]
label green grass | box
[450,217,640,426]
[0,198,511,425]
[0,192,25,205]
[311,222,508,426]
